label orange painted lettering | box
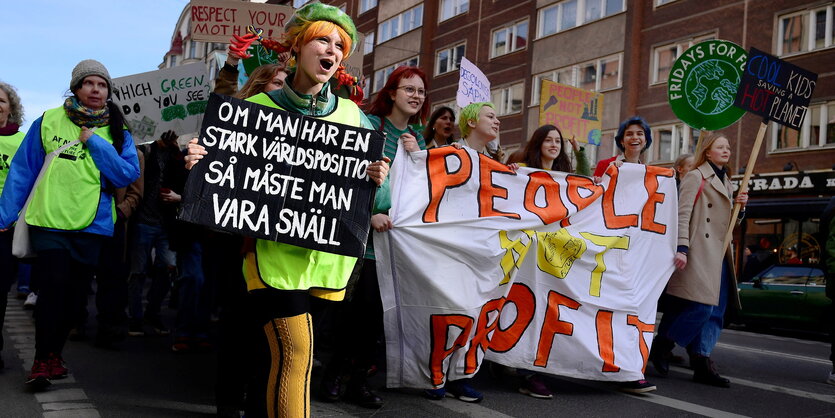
[477,154,520,219]
[523,171,567,224]
[641,166,674,234]
[489,283,536,353]
[626,315,654,374]
[429,314,474,386]
[423,147,472,223]
[596,310,620,372]
[601,166,639,229]
[535,291,581,367]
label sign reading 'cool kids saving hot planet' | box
[667,39,748,131]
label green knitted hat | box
[286,3,358,55]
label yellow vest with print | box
[26,107,115,230]
[243,92,361,300]
[0,131,25,195]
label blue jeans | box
[658,260,730,357]
[16,263,32,293]
[128,223,177,321]
[175,240,209,338]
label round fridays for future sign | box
[667,39,748,131]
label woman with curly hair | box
[0,81,26,370]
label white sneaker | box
[827,372,835,386]
[23,292,38,309]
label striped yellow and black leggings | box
[249,289,313,418]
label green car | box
[736,264,831,334]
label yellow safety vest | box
[25,107,115,230]
[0,131,25,195]
[243,92,361,300]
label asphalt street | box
[1,292,833,417]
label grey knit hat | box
[70,59,112,97]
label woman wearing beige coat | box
[650,133,747,388]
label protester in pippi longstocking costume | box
[186,3,390,417]
[0,60,140,388]
[0,81,26,371]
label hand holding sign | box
[180,94,385,258]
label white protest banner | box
[376,147,677,388]
[111,63,209,144]
[189,0,294,43]
[457,57,491,108]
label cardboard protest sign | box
[111,63,209,144]
[539,80,604,145]
[189,0,294,42]
[180,94,385,258]
[668,39,748,130]
[457,57,491,108]
[377,146,677,387]
[733,47,818,130]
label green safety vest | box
[243,93,361,293]
[0,131,25,195]
[25,107,115,230]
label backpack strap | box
[693,175,707,205]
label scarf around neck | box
[0,123,20,136]
[64,96,110,128]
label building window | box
[188,41,199,59]
[655,0,679,5]
[537,0,624,38]
[378,4,424,44]
[360,0,377,14]
[440,0,468,22]
[373,56,420,93]
[491,20,528,58]
[651,34,715,84]
[771,101,835,151]
[491,82,524,116]
[169,55,177,67]
[364,32,375,55]
[436,43,465,76]
[778,4,834,56]
[530,54,621,105]
[649,123,698,162]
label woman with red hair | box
[317,66,430,409]
[365,65,430,160]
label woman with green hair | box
[186,3,389,417]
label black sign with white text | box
[734,47,818,130]
[180,93,384,258]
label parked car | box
[736,264,830,334]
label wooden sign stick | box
[694,129,708,154]
[722,120,768,254]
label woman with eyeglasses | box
[365,66,430,161]
[317,65,430,408]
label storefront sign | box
[668,39,748,130]
[731,170,835,195]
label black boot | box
[345,379,383,409]
[649,335,675,377]
[691,355,730,388]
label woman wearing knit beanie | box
[0,59,140,389]
[185,4,389,417]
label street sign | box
[667,39,748,130]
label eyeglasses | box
[396,86,426,98]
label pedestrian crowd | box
[0,3,832,418]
